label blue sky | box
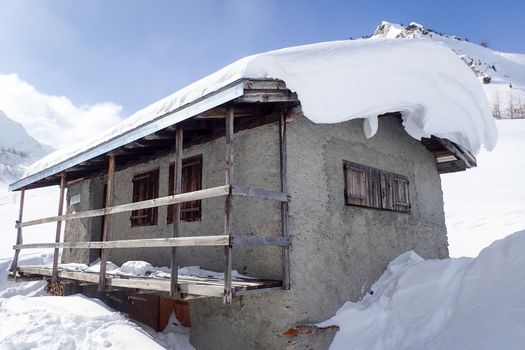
[0,0,523,120]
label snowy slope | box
[442,119,525,257]
[0,110,52,185]
[371,21,525,119]
[319,229,525,350]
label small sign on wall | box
[70,194,81,205]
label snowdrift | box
[24,38,496,180]
[319,229,525,350]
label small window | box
[131,169,159,226]
[344,161,410,213]
[168,155,203,223]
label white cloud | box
[0,74,123,149]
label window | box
[343,160,410,213]
[131,169,159,226]
[167,155,203,223]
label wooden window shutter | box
[131,169,159,226]
[344,161,369,207]
[392,175,410,212]
[380,171,393,210]
[168,155,202,223]
[343,160,410,214]
[368,168,382,209]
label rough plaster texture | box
[63,114,448,349]
[188,115,448,350]
[64,122,283,280]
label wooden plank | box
[15,235,230,250]
[51,173,66,283]
[17,185,230,228]
[435,137,476,168]
[9,188,25,276]
[224,106,234,304]
[437,160,468,174]
[99,155,115,291]
[243,79,287,90]
[280,111,291,290]
[171,127,183,297]
[231,235,291,246]
[235,91,298,103]
[231,186,290,202]
[16,265,275,298]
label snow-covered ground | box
[442,119,525,257]
[0,183,194,349]
[0,254,194,350]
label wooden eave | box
[10,79,299,190]
[420,136,477,174]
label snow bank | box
[0,294,169,349]
[0,253,52,298]
[319,229,525,350]
[0,255,194,349]
[24,37,496,181]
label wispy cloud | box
[0,74,123,149]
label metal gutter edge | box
[9,79,246,191]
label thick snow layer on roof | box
[23,38,496,181]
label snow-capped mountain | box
[369,21,525,119]
[0,110,53,186]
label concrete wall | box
[64,122,283,280]
[188,115,448,349]
[63,114,448,349]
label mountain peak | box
[365,21,525,120]
[0,111,53,185]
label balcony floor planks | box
[16,265,281,298]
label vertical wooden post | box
[224,106,234,304]
[9,188,26,276]
[280,111,291,290]
[51,173,67,283]
[98,155,115,291]
[170,127,183,297]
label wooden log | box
[99,155,115,291]
[224,106,234,304]
[171,127,183,297]
[51,173,66,283]
[9,188,25,276]
[231,186,290,202]
[15,235,230,250]
[17,185,230,228]
[235,91,298,104]
[280,111,291,290]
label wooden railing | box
[10,107,292,304]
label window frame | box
[130,168,160,227]
[343,160,410,213]
[167,155,203,223]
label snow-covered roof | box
[10,38,497,191]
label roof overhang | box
[9,79,298,191]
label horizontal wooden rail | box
[231,186,290,202]
[14,235,292,250]
[16,185,230,229]
[16,185,290,229]
[231,236,291,246]
[14,235,230,250]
